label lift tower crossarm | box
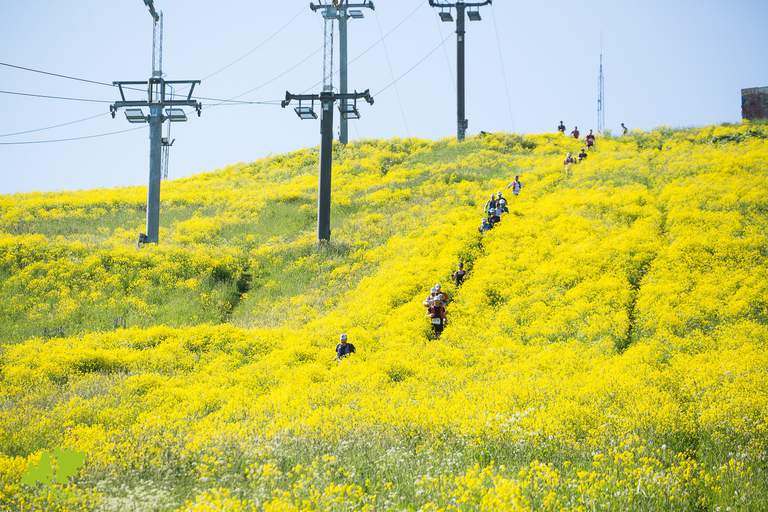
[110,2,202,246]
[309,0,374,145]
[281,89,374,242]
[429,0,492,141]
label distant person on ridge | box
[621,123,628,136]
[578,148,588,161]
[452,262,467,287]
[507,176,523,197]
[571,126,580,139]
[557,120,566,134]
[336,333,356,361]
[586,130,596,150]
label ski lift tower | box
[310,0,375,145]
[282,1,374,242]
[429,0,492,142]
[110,0,202,245]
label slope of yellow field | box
[1,124,767,510]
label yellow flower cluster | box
[1,123,767,510]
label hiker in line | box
[490,206,502,224]
[571,126,580,139]
[586,130,596,150]
[621,122,628,136]
[484,194,497,215]
[424,285,448,336]
[557,120,566,134]
[336,333,356,361]
[479,215,493,232]
[497,192,509,213]
[452,262,467,287]
[578,148,588,162]
[564,152,577,165]
[506,176,523,197]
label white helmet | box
[339,333,348,342]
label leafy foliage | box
[1,123,767,510]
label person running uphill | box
[452,262,467,287]
[336,333,356,361]
[571,126,580,139]
[507,176,523,197]
[586,130,596,150]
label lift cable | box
[374,9,410,136]
[0,112,107,138]
[490,5,515,129]
[376,32,451,96]
[0,126,145,145]
[300,0,425,94]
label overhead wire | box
[374,9,410,136]
[0,126,145,145]
[199,6,307,82]
[300,0,425,94]
[0,89,112,104]
[375,32,452,96]
[490,5,515,129]
[0,112,107,138]
[433,13,456,95]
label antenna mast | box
[597,51,605,133]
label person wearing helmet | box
[497,192,509,213]
[335,333,356,361]
[564,152,577,165]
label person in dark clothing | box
[336,333,356,361]
[557,120,566,133]
[586,130,596,150]
[621,123,628,136]
[452,262,467,287]
[484,194,497,215]
[578,148,588,161]
[571,126,580,139]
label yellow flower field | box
[1,124,767,510]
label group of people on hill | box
[558,120,628,137]
[558,121,603,170]
[478,176,523,233]
[336,172,526,355]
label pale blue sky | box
[1,0,766,194]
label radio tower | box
[597,51,605,134]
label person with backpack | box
[497,192,509,213]
[586,130,596,150]
[571,126,580,139]
[506,176,523,197]
[479,215,493,233]
[452,262,467,286]
[336,333,356,361]
[484,194,497,215]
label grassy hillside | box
[1,124,767,510]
